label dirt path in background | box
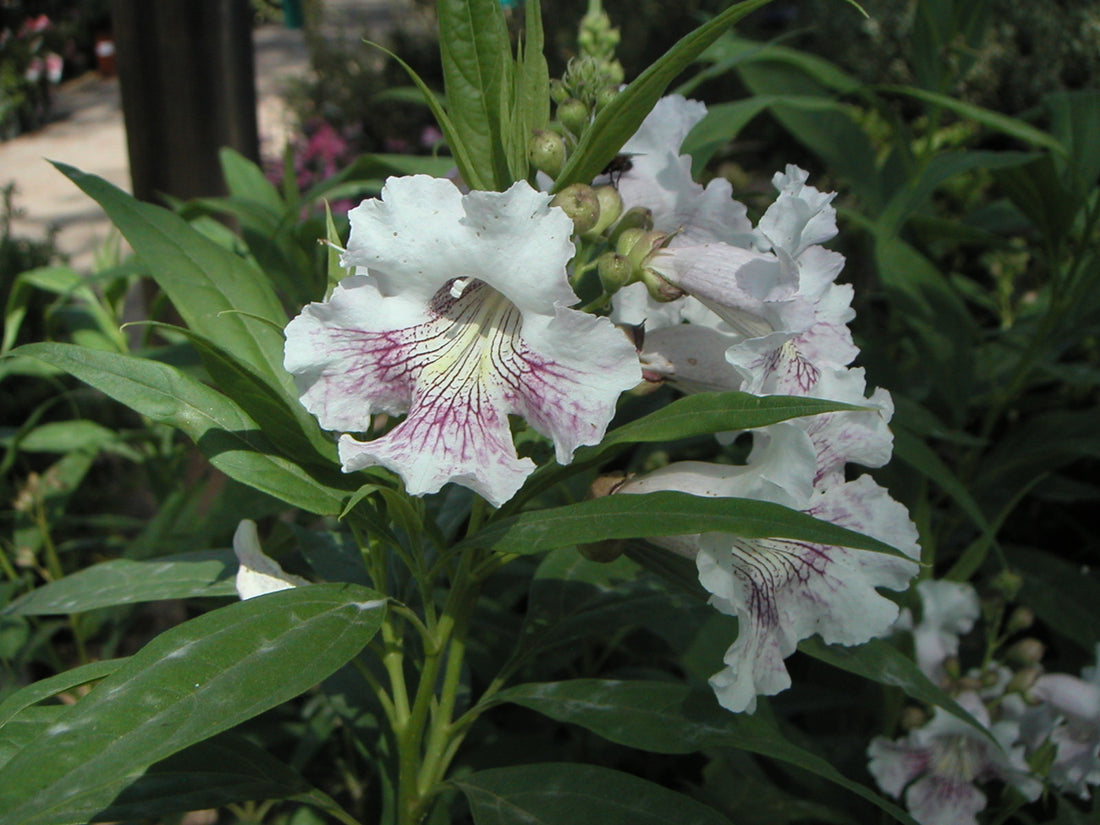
[0,25,310,271]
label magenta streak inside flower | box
[284,176,641,508]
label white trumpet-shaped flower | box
[618,455,920,713]
[284,176,641,507]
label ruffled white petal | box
[285,176,641,506]
[912,580,981,682]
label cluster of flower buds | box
[869,579,1100,824]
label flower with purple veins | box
[284,175,641,508]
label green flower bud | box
[608,206,653,246]
[578,539,626,563]
[900,706,928,731]
[557,98,590,138]
[549,78,570,105]
[614,227,646,257]
[640,267,684,303]
[1007,666,1041,695]
[597,252,634,293]
[991,568,1024,601]
[1005,606,1035,635]
[595,86,619,114]
[582,185,623,238]
[551,183,601,235]
[1006,638,1046,667]
[626,230,670,269]
[527,129,566,179]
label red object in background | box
[94,34,116,76]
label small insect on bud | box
[597,252,634,293]
[527,129,567,179]
[582,185,623,238]
[551,183,601,235]
[557,98,591,138]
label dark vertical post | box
[111,0,259,203]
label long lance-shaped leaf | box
[10,342,357,515]
[0,584,386,825]
[504,392,861,514]
[4,551,238,616]
[438,0,513,189]
[493,679,918,825]
[454,763,734,825]
[470,491,907,559]
[53,163,293,396]
[0,661,126,728]
[554,0,776,190]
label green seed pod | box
[597,252,634,293]
[608,206,653,246]
[551,183,601,235]
[527,129,567,179]
[557,98,591,138]
[582,185,623,238]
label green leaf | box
[4,551,238,616]
[95,733,354,824]
[555,0,777,190]
[454,763,733,825]
[219,147,284,213]
[473,492,906,559]
[6,420,120,455]
[0,660,125,728]
[492,680,916,825]
[0,584,386,825]
[876,86,1066,156]
[10,342,355,515]
[508,392,859,512]
[876,150,1037,235]
[797,638,993,742]
[54,163,292,394]
[367,41,486,190]
[438,0,512,189]
[1008,546,1100,652]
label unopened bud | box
[595,87,620,114]
[549,79,570,105]
[578,539,626,563]
[640,267,684,303]
[608,206,653,246]
[614,227,646,257]
[943,656,961,680]
[1005,606,1034,635]
[582,185,623,238]
[528,129,566,178]
[1006,638,1046,667]
[1007,666,1041,695]
[551,183,601,235]
[557,98,590,137]
[991,569,1023,601]
[900,706,928,731]
[590,472,630,498]
[597,252,634,293]
[626,231,670,269]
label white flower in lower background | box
[618,461,920,713]
[1028,672,1100,798]
[233,519,309,600]
[284,176,641,508]
[868,692,1041,825]
[907,579,982,684]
